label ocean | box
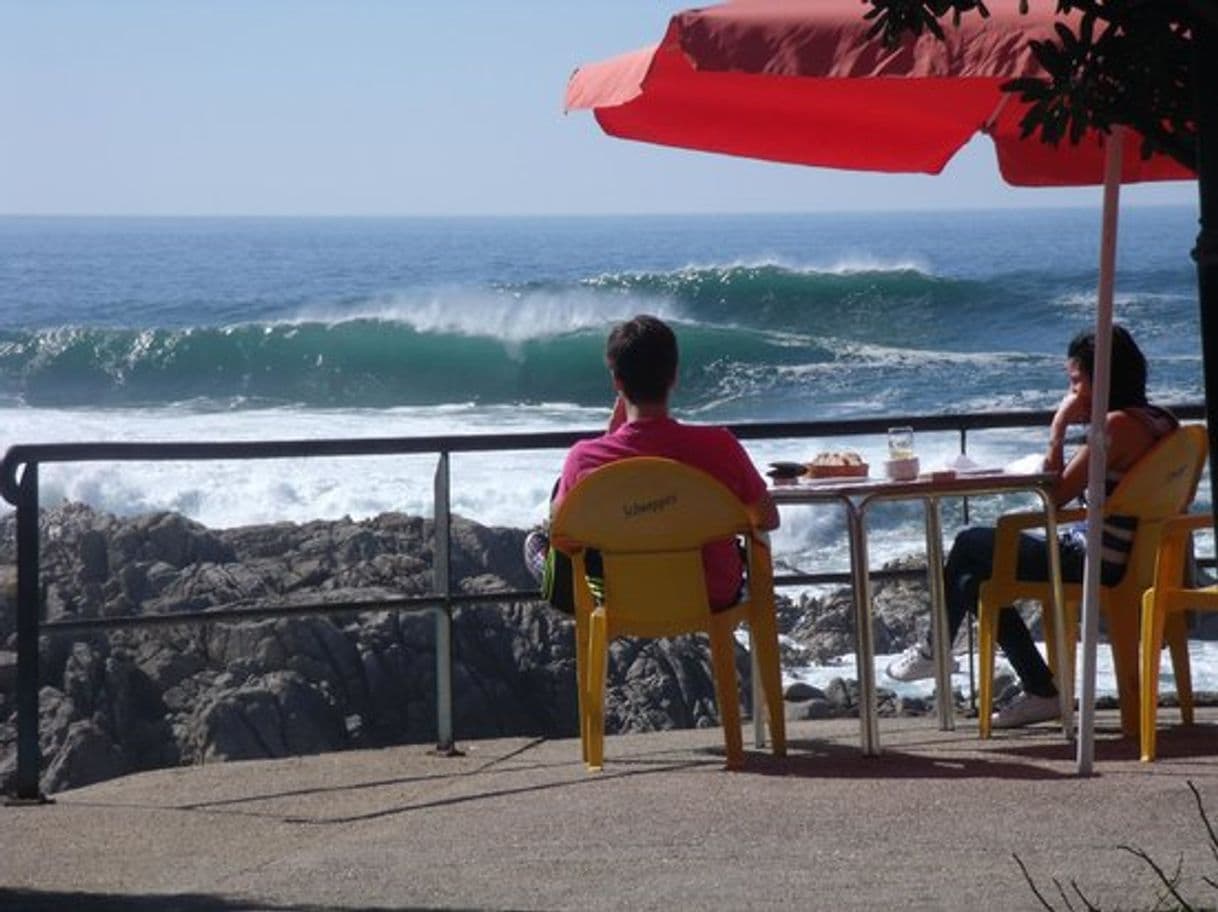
[1,207,1210,694]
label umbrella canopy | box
[565,0,1192,186]
[565,0,1197,775]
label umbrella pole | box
[1194,22,1218,552]
[1076,128,1124,776]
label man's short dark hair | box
[606,315,678,404]
[1067,323,1148,410]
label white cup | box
[884,456,920,481]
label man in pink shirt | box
[549,314,779,609]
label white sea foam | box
[2,404,581,530]
[287,287,685,342]
[815,254,932,275]
[0,403,1039,573]
[786,641,1218,702]
[1053,289,1192,315]
[827,339,1048,368]
[583,255,936,289]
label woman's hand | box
[1052,389,1090,430]
[1045,391,1088,474]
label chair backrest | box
[1108,423,1208,590]
[550,457,754,634]
[1106,424,1207,520]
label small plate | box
[792,475,874,488]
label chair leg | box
[575,605,590,764]
[1140,591,1167,762]
[709,620,744,770]
[1165,610,1193,726]
[1105,605,1141,740]
[585,607,608,772]
[747,603,787,757]
[978,600,998,739]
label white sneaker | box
[991,692,1059,729]
[885,645,959,682]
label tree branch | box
[1013,853,1061,911]
[1117,844,1195,912]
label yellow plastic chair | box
[550,457,786,772]
[1139,512,1213,761]
[977,424,1207,739]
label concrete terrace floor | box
[2,709,1217,912]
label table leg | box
[1036,492,1074,742]
[924,497,954,731]
[846,503,880,755]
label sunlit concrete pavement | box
[2,709,1216,912]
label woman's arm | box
[1051,411,1154,507]
[1044,389,1087,475]
[1053,442,1090,507]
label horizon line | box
[0,201,1195,220]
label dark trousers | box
[938,526,1087,698]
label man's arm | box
[748,490,781,532]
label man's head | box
[606,314,677,405]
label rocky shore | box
[0,502,1147,795]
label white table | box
[769,470,1067,755]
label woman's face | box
[1066,357,1092,415]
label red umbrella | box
[565,0,1196,775]
[564,0,1191,185]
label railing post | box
[432,450,459,755]
[9,463,48,804]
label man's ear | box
[611,372,624,393]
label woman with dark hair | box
[887,324,1177,728]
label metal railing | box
[1,403,1207,801]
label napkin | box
[1004,453,1046,475]
[946,453,981,473]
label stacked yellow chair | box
[550,457,787,771]
[1139,511,1214,761]
[976,424,1207,739]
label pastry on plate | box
[805,450,869,478]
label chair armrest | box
[989,507,1084,586]
[1161,512,1214,540]
[550,534,584,556]
[1149,512,1214,591]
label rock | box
[62,641,109,717]
[0,649,14,690]
[77,530,109,583]
[41,719,126,793]
[783,681,823,702]
[187,671,347,762]
[824,676,858,712]
[0,502,761,793]
[786,697,837,720]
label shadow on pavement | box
[988,720,1217,768]
[741,737,1071,780]
[0,887,466,912]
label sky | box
[0,0,1198,217]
